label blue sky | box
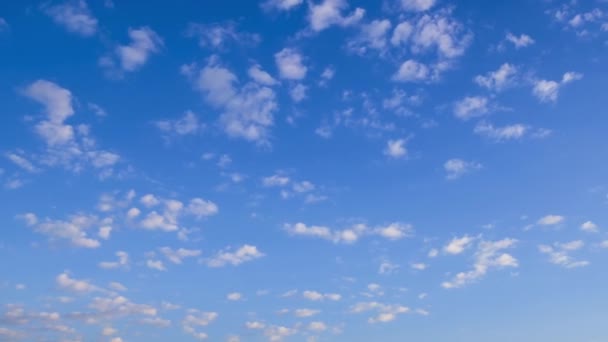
[1,0,608,341]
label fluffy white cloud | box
[537,215,564,226]
[393,59,430,82]
[100,27,163,75]
[444,159,482,180]
[442,238,518,288]
[155,111,203,136]
[384,139,407,158]
[347,19,392,55]
[400,0,436,12]
[350,302,410,323]
[184,59,277,143]
[146,260,166,271]
[205,245,264,267]
[474,122,528,141]
[284,222,412,243]
[22,80,120,175]
[182,310,218,340]
[580,221,599,233]
[533,72,582,102]
[444,235,475,255]
[290,84,307,102]
[262,174,290,187]
[539,241,589,268]
[43,0,98,37]
[275,48,307,80]
[188,198,219,218]
[226,292,243,301]
[23,213,102,248]
[453,96,489,120]
[159,247,202,264]
[248,64,278,86]
[505,32,535,48]
[56,272,98,293]
[474,63,518,91]
[307,0,365,32]
[392,10,472,59]
[303,290,341,301]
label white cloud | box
[226,292,242,301]
[290,84,307,102]
[262,174,290,187]
[428,248,439,258]
[246,321,266,329]
[182,310,218,340]
[580,221,599,233]
[453,96,489,120]
[248,64,278,86]
[505,32,535,49]
[384,139,407,158]
[539,241,589,268]
[22,80,120,175]
[308,321,327,332]
[392,10,472,59]
[307,0,365,32]
[264,325,297,341]
[533,72,582,103]
[444,235,475,255]
[187,198,219,218]
[444,159,482,180]
[303,290,341,301]
[206,245,264,267]
[184,59,277,143]
[537,215,565,226]
[5,152,39,173]
[140,194,160,207]
[156,111,203,136]
[284,222,412,243]
[400,0,436,12]
[187,22,260,50]
[159,247,202,264]
[474,122,528,141]
[350,302,410,323]
[262,0,303,11]
[24,213,102,248]
[99,251,129,269]
[146,259,166,271]
[347,19,392,55]
[275,48,307,80]
[101,27,163,74]
[56,272,97,293]
[442,238,518,288]
[43,0,98,37]
[474,63,518,91]
[411,263,427,270]
[393,59,430,82]
[295,309,320,317]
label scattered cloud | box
[444,159,482,180]
[43,0,98,37]
[539,240,589,268]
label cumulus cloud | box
[155,111,203,137]
[537,215,564,226]
[347,19,392,55]
[43,0,98,37]
[284,222,413,243]
[442,238,518,288]
[505,32,535,49]
[100,27,163,75]
[539,240,589,268]
[21,213,105,248]
[248,64,278,86]
[99,251,129,270]
[183,58,277,144]
[453,96,490,120]
[473,122,528,141]
[303,290,341,301]
[444,159,482,180]
[159,247,202,264]
[580,221,599,233]
[474,63,518,91]
[262,0,303,11]
[532,72,582,102]
[350,302,410,323]
[307,0,365,32]
[21,80,120,175]
[384,139,407,158]
[205,245,264,267]
[275,48,308,80]
[444,235,475,255]
[393,60,430,82]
